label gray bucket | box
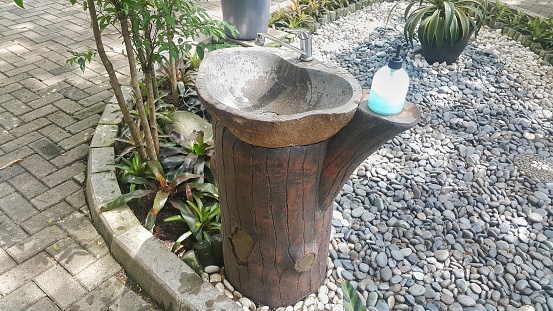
[221,0,271,40]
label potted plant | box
[221,0,271,40]
[403,0,488,64]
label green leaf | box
[147,160,168,188]
[342,281,366,311]
[171,231,192,252]
[14,0,24,8]
[169,172,201,189]
[100,190,155,212]
[144,190,170,231]
[187,183,218,197]
[169,200,199,230]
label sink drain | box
[514,154,553,183]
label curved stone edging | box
[86,103,242,311]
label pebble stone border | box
[86,103,242,311]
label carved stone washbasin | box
[195,47,363,148]
[195,46,421,308]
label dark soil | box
[124,187,195,257]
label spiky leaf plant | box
[404,0,488,48]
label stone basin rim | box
[196,47,364,147]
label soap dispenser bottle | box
[368,45,410,115]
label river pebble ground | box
[208,1,553,310]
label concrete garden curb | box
[86,104,242,311]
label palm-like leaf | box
[403,0,487,48]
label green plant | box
[341,281,366,311]
[66,49,96,73]
[112,151,155,192]
[403,0,488,49]
[164,193,221,251]
[488,0,514,23]
[102,160,201,231]
[161,130,215,184]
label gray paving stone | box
[50,144,89,167]
[0,162,24,184]
[0,248,16,275]
[66,114,101,135]
[35,265,88,309]
[7,171,48,200]
[20,153,57,179]
[19,105,58,123]
[84,237,110,259]
[6,225,65,263]
[38,123,71,143]
[46,237,97,275]
[0,282,45,311]
[59,212,101,245]
[75,253,122,291]
[31,180,81,210]
[7,117,50,137]
[29,137,64,160]
[0,192,38,224]
[0,214,29,248]
[65,189,87,210]
[67,277,136,311]
[42,161,86,188]
[53,98,84,114]
[73,102,106,120]
[0,111,21,130]
[3,98,31,116]
[106,283,157,311]
[46,111,78,127]
[21,201,74,234]
[25,297,61,311]
[0,146,34,169]
[0,252,55,295]
[0,131,42,153]
[58,127,95,151]
[0,182,15,197]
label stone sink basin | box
[196,47,363,148]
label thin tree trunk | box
[168,53,179,106]
[145,69,160,156]
[117,9,157,161]
[86,0,147,161]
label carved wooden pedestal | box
[211,100,420,308]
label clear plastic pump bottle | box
[368,46,409,115]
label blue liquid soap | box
[368,46,410,115]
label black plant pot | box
[419,30,473,64]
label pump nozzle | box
[388,45,403,70]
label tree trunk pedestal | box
[211,99,420,308]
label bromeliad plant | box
[102,160,201,231]
[103,130,216,232]
[165,193,220,252]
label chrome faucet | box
[255,30,313,62]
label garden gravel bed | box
[220,1,553,311]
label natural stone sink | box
[196,47,363,148]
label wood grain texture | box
[211,100,420,308]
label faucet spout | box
[255,32,313,62]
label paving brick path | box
[0,0,156,310]
[502,0,553,17]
